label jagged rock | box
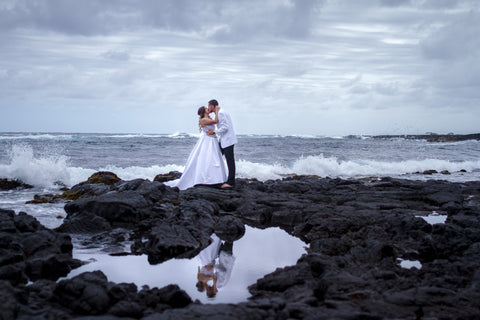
[144,303,271,320]
[0,178,33,190]
[4,173,480,319]
[144,223,207,264]
[154,171,182,183]
[0,280,19,320]
[54,271,112,315]
[86,171,122,185]
[10,270,193,318]
[28,172,121,204]
[58,179,179,235]
[0,209,79,285]
[61,182,114,201]
[214,215,245,242]
[26,193,64,204]
[0,208,16,232]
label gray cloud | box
[379,0,411,8]
[0,0,479,135]
[0,0,325,40]
[420,10,480,61]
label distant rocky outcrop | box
[373,133,480,142]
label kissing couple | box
[168,99,237,190]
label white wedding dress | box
[167,125,227,190]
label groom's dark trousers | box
[221,145,236,186]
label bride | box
[168,106,227,190]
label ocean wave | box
[0,144,184,188]
[0,144,71,188]
[236,134,372,140]
[0,133,74,140]
[166,132,201,139]
[2,145,479,188]
[98,134,166,139]
[0,132,203,141]
[236,155,480,181]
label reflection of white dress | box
[196,233,235,290]
[170,125,227,190]
[197,234,222,267]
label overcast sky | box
[1,0,479,135]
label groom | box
[206,99,237,189]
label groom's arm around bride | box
[206,99,237,188]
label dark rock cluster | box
[0,270,192,319]
[0,208,80,286]
[0,178,33,191]
[1,171,480,319]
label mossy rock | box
[289,174,322,180]
[154,171,182,183]
[26,194,63,204]
[61,189,92,201]
[357,176,382,182]
[86,172,121,185]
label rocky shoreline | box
[1,172,480,319]
[372,133,480,142]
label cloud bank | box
[1,0,479,135]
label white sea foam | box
[167,132,201,139]
[98,134,175,139]
[0,144,183,187]
[95,164,184,181]
[0,133,74,140]
[2,144,480,189]
[236,155,480,181]
[0,144,71,188]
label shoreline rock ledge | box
[1,173,480,319]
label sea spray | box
[0,144,71,188]
[236,155,480,180]
[1,134,480,187]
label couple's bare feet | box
[221,183,233,189]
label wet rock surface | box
[3,174,480,319]
[0,208,80,286]
[153,171,182,183]
[0,178,33,190]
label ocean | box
[1,132,479,303]
[1,132,480,190]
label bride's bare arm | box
[199,110,219,126]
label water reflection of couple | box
[196,234,235,298]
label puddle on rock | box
[65,226,307,304]
[0,189,66,229]
[416,211,448,225]
[397,258,422,270]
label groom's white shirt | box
[216,108,237,148]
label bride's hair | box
[197,106,206,118]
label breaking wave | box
[236,155,480,181]
[1,145,479,188]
